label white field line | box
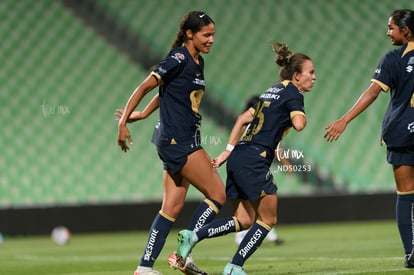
[203,256,406,274]
[207,256,402,262]
[15,255,407,274]
[16,254,136,262]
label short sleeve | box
[285,93,305,115]
[152,51,186,85]
[371,52,394,92]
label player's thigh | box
[180,149,225,204]
[393,165,414,192]
[161,170,190,218]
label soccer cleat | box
[405,253,414,268]
[168,252,208,275]
[222,263,246,275]
[274,238,285,245]
[177,230,198,263]
[134,266,163,275]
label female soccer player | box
[117,11,226,275]
[175,42,316,275]
[234,95,285,247]
[324,9,414,268]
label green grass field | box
[0,220,409,275]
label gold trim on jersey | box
[260,151,267,158]
[159,210,176,222]
[371,79,389,92]
[290,110,305,119]
[402,41,414,57]
[281,80,291,87]
[151,71,163,85]
[170,138,177,144]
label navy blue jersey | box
[372,42,414,148]
[151,46,205,145]
[241,80,305,153]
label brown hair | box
[272,41,312,81]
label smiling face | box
[293,59,316,92]
[387,17,409,46]
[186,23,215,54]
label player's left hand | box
[212,150,231,168]
[115,109,144,123]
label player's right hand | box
[117,125,133,152]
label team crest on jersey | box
[171,52,185,63]
[408,57,414,65]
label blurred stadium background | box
[1,0,411,234]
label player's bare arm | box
[212,110,253,167]
[115,94,159,123]
[291,113,306,131]
[117,74,159,152]
[324,82,382,142]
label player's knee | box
[236,216,255,229]
[162,201,185,218]
[209,191,226,205]
[216,193,226,205]
[267,216,277,227]
[259,216,277,228]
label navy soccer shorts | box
[226,144,277,201]
[387,146,414,166]
[156,140,202,174]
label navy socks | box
[187,198,222,231]
[196,216,242,239]
[396,193,414,254]
[140,211,174,267]
[231,220,271,267]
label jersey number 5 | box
[243,101,271,141]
